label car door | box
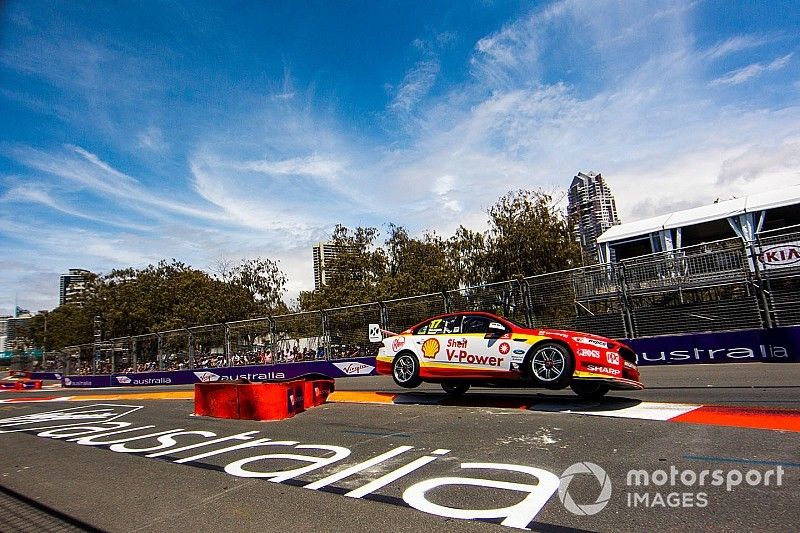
[413,315,463,365]
[458,315,513,372]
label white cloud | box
[388,58,440,115]
[711,53,793,86]
[703,34,775,60]
[137,126,168,152]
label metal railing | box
[15,230,800,375]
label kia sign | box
[757,242,800,269]
[626,326,800,366]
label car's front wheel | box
[570,381,610,399]
[527,342,574,389]
[392,352,422,388]
[441,382,470,396]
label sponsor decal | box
[64,377,93,387]
[193,371,221,382]
[4,404,561,529]
[635,344,790,365]
[421,338,440,359]
[392,337,406,352]
[222,372,286,381]
[577,348,601,359]
[446,350,504,367]
[368,324,382,343]
[513,349,526,355]
[499,342,510,355]
[606,352,620,365]
[115,376,132,384]
[0,404,142,433]
[574,337,609,348]
[538,330,570,338]
[332,362,374,376]
[586,364,621,376]
[626,326,800,366]
[758,244,800,267]
[624,360,637,370]
[447,338,468,349]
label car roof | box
[407,311,509,331]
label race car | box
[375,311,642,399]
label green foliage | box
[299,188,580,310]
[29,258,288,349]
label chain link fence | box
[25,230,798,375]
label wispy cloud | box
[388,58,440,115]
[703,34,776,60]
[711,53,793,86]
[137,126,168,152]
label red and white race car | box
[375,311,642,399]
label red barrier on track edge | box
[194,377,335,421]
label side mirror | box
[484,322,506,338]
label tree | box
[382,224,459,297]
[298,225,387,310]
[483,189,581,282]
[226,258,289,315]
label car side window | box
[462,315,492,334]
[416,316,462,335]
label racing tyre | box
[441,382,470,396]
[527,342,575,390]
[392,352,422,388]
[570,381,610,400]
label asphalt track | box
[1,363,798,532]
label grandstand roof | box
[598,183,800,244]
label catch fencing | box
[20,229,800,375]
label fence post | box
[224,324,232,367]
[157,333,164,371]
[442,292,451,314]
[186,329,195,369]
[379,301,389,332]
[131,337,137,373]
[268,317,278,362]
[617,263,636,338]
[748,240,774,328]
[321,311,331,360]
[518,279,533,328]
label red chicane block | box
[194,377,335,421]
[17,379,43,390]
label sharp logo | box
[333,362,375,376]
[193,371,221,382]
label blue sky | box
[1,0,799,314]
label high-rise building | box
[313,242,337,290]
[567,171,621,261]
[312,242,358,290]
[59,268,92,306]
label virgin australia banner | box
[62,357,377,388]
[626,326,800,366]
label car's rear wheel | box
[392,352,422,388]
[441,382,470,396]
[527,342,574,389]
[570,381,610,399]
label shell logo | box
[421,338,440,359]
